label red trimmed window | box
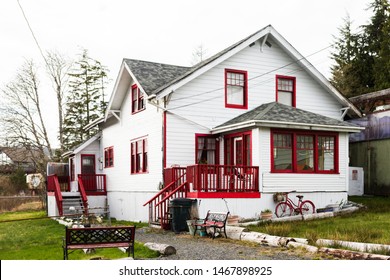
[131,138,148,174]
[271,130,338,173]
[224,131,252,166]
[276,75,296,107]
[195,134,219,164]
[131,84,145,114]
[225,69,248,109]
[104,146,114,168]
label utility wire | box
[168,43,335,111]
[17,0,50,67]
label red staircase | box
[143,167,188,229]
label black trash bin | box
[169,198,197,233]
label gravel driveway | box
[136,228,313,260]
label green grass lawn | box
[0,211,158,260]
[247,196,390,247]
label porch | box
[144,164,260,228]
[47,174,107,216]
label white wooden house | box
[48,25,363,226]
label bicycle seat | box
[296,195,304,199]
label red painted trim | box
[130,136,148,174]
[224,69,248,109]
[163,111,167,169]
[194,133,220,164]
[270,129,339,174]
[187,192,261,199]
[224,131,252,166]
[104,146,114,168]
[131,84,145,114]
[275,75,296,107]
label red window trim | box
[104,146,114,168]
[224,131,252,166]
[194,134,220,165]
[270,129,339,174]
[131,84,145,114]
[225,69,248,109]
[130,136,148,174]
[275,75,296,107]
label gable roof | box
[212,102,363,134]
[124,59,190,95]
[105,25,361,121]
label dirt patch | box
[0,196,43,213]
[11,201,44,212]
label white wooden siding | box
[166,38,343,134]
[101,82,164,194]
[259,128,349,192]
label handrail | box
[143,172,186,206]
[77,175,89,215]
[155,181,188,207]
[48,175,63,216]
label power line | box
[168,43,335,110]
[17,0,50,67]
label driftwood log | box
[318,247,390,260]
[316,239,390,254]
[144,242,176,255]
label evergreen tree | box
[331,0,390,97]
[63,49,108,150]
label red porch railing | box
[143,167,188,229]
[47,175,63,216]
[77,174,107,195]
[186,164,259,194]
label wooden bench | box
[63,226,136,260]
[193,211,229,239]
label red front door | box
[81,154,96,191]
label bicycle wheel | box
[275,202,294,217]
[300,200,315,215]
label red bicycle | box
[275,191,315,217]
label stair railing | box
[155,181,189,228]
[48,174,63,216]
[77,175,89,215]
[143,171,187,228]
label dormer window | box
[131,84,145,114]
[276,75,296,107]
[225,69,248,109]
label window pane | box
[318,136,335,171]
[296,136,314,171]
[227,85,244,105]
[273,133,292,170]
[196,136,216,164]
[278,91,292,106]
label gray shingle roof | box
[215,102,361,130]
[124,59,191,95]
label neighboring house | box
[48,25,363,226]
[349,88,390,195]
[0,146,39,173]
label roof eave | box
[211,120,364,134]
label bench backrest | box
[65,226,135,246]
[204,211,229,223]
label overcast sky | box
[0,0,373,146]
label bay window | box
[272,130,338,173]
